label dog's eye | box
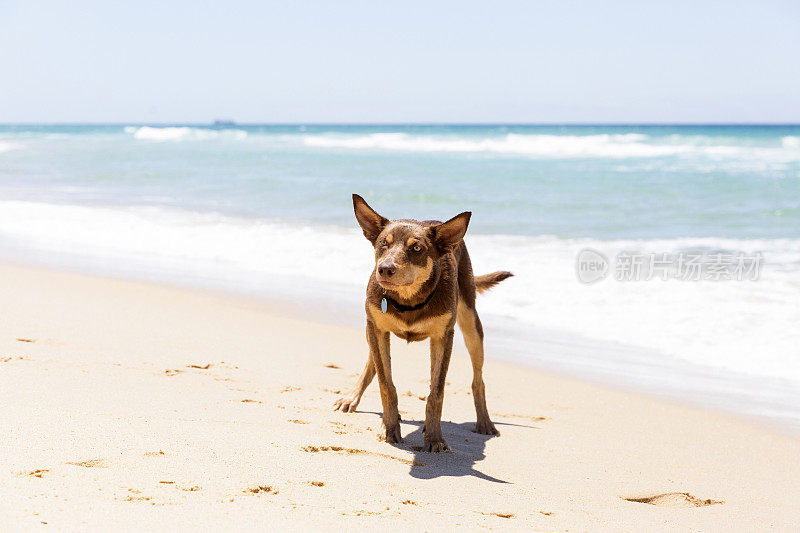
[379,239,388,247]
[411,244,423,253]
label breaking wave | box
[1,199,798,385]
[116,127,800,161]
[301,132,800,160]
[0,141,22,153]
[124,126,247,141]
[782,136,800,149]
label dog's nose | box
[378,262,397,277]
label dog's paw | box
[473,418,499,435]
[378,422,403,444]
[422,437,450,453]
[333,394,360,413]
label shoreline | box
[3,250,799,439]
[2,260,800,530]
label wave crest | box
[782,136,800,149]
[301,132,800,161]
[1,200,798,384]
[0,141,22,153]
[302,132,675,158]
[124,126,247,141]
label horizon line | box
[1,122,800,127]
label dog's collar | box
[381,289,436,313]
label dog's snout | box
[378,262,397,277]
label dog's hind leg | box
[333,355,375,412]
[457,300,499,435]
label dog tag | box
[380,297,388,313]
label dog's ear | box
[352,194,389,242]
[432,211,471,251]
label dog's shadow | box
[401,420,506,482]
[360,413,537,483]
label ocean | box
[1,124,799,429]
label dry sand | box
[1,261,799,531]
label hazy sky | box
[1,1,798,123]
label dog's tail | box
[474,271,514,294]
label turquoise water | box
[1,124,798,238]
[1,124,799,427]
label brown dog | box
[334,194,512,452]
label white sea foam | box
[124,126,247,141]
[0,141,21,153]
[302,132,800,161]
[470,235,800,383]
[782,136,800,149]
[302,132,683,158]
[0,201,369,287]
[1,200,798,385]
[119,128,800,162]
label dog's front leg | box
[367,320,402,443]
[423,328,454,452]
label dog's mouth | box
[377,279,414,288]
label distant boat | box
[213,119,236,126]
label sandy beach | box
[2,260,799,531]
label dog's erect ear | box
[432,211,471,250]
[352,194,389,242]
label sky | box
[1,0,798,124]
